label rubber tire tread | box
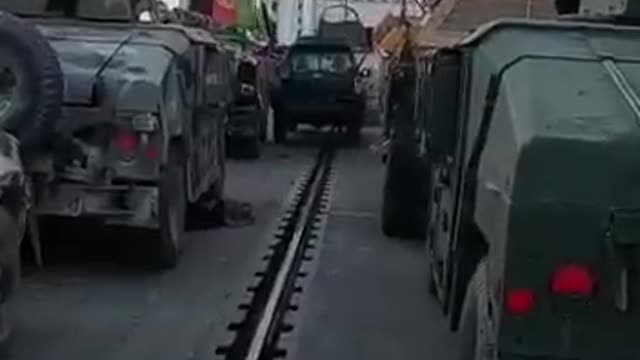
[0,12,63,151]
[245,135,261,159]
[346,108,363,145]
[381,140,429,238]
[150,147,186,269]
[457,258,487,360]
[0,208,22,346]
[274,109,288,144]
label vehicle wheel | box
[150,147,186,269]
[274,109,288,144]
[0,12,63,152]
[346,111,363,144]
[214,126,226,199]
[0,206,23,347]
[245,135,261,159]
[457,258,493,360]
[0,300,13,350]
[259,109,269,142]
[381,141,429,238]
[428,260,438,297]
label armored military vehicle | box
[381,0,640,358]
[1,0,233,269]
[272,35,368,143]
[271,5,370,143]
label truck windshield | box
[290,51,353,73]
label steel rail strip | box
[244,150,332,360]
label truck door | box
[198,47,231,194]
[425,49,464,306]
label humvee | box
[1,0,233,269]
[381,0,640,358]
[272,35,369,143]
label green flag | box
[236,0,258,29]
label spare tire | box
[0,12,63,152]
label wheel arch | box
[448,215,489,332]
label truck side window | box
[176,55,194,107]
[426,51,462,158]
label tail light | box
[114,129,137,159]
[145,147,158,160]
[551,264,595,297]
[506,288,536,316]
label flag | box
[212,0,237,26]
[236,0,258,29]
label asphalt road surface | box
[7,128,457,360]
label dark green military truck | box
[382,0,640,359]
[1,0,232,269]
[272,36,368,143]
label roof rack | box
[317,4,370,51]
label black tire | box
[245,135,261,159]
[381,141,429,238]
[428,260,438,297]
[227,135,260,160]
[214,124,226,199]
[185,125,226,229]
[0,12,63,152]
[0,207,24,346]
[259,109,268,142]
[244,110,263,159]
[274,110,288,144]
[150,147,186,269]
[346,110,364,144]
[457,258,492,360]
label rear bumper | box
[282,99,363,124]
[34,183,160,228]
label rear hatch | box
[283,43,356,108]
[29,23,170,182]
[475,21,640,360]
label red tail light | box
[114,130,137,158]
[551,264,594,297]
[145,147,158,160]
[506,288,535,316]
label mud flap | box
[606,208,640,312]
